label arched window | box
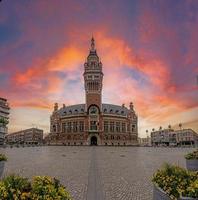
[95,82,98,90]
[80,134,83,140]
[116,122,120,132]
[62,123,66,133]
[79,121,84,132]
[90,121,98,130]
[91,61,96,68]
[67,122,72,133]
[110,122,114,132]
[53,125,56,132]
[89,105,98,115]
[73,121,78,132]
[104,121,108,132]
[122,123,126,133]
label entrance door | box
[90,136,97,146]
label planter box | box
[0,161,5,178]
[186,159,198,171]
[153,185,198,200]
[153,185,171,200]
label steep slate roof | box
[57,103,130,116]
[102,104,129,116]
[57,104,85,115]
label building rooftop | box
[8,127,43,136]
[56,103,131,116]
[0,97,7,101]
[0,97,10,110]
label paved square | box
[1,146,194,200]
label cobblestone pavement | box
[0,146,194,200]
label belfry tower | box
[84,37,103,112]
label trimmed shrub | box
[152,163,198,199]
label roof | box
[8,128,43,136]
[56,103,130,116]
[102,103,129,116]
[0,97,7,101]
[57,104,85,116]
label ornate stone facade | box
[0,97,10,145]
[6,128,43,145]
[48,38,138,146]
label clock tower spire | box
[83,37,103,112]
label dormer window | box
[75,109,78,113]
[104,108,107,113]
[121,111,124,114]
[115,110,119,113]
[69,110,72,114]
[81,108,84,112]
[110,109,113,113]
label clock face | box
[89,106,98,115]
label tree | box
[159,126,162,130]
[152,128,155,132]
[146,130,148,137]
[168,125,171,129]
[179,123,182,130]
[0,117,8,127]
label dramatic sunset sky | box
[0,0,198,137]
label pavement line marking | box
[86,147,105,200]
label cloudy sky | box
[0,0,198,137]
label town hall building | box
[48,38,138,146]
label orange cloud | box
[88,32,196,123]
[94,32,170,90]
[14,46,85,85]
[11,100,51,110]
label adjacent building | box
[151,128,198,147]
[6,128,43,145]
[0,97,10,145]
[48,38,138,146]
[138,137,151,146]
[151,128,174,146]
[175,129,198,146]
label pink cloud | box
[5,30,196,119]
